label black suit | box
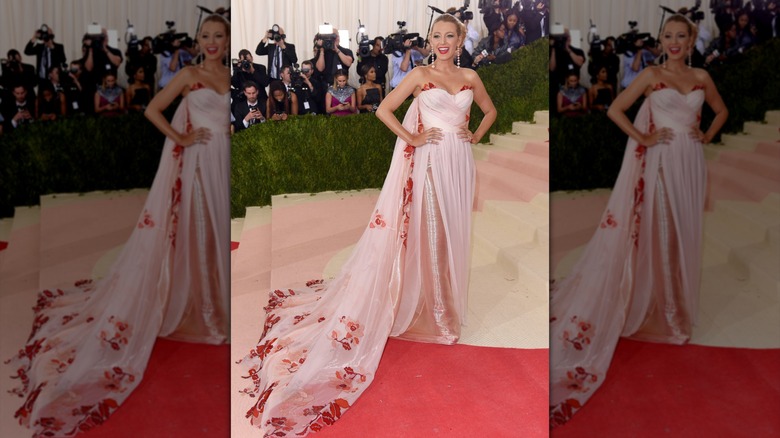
[1,61,37,97]
[231,99,265,132]
[24,41,67,81]
[255,41,298,80]
[1,99,35,133]
[231,63,270,103]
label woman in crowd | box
[266,79,298,120]
[588,65,614,112]
[471,22,512,68]
[125,65,152,112]
[356,64,383,113]
[94,72,125,116]
[325,69,356,116]
[557,71,588,116]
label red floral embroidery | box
[281,349,308,373]
[460,84,473,91]
[550,398,583,428]
[51,349,76,373]
[652,82,668,91]
[264,416,298,436]
[70,398,120,433]
[190,82,206,91]
[137,210,155,229]
[692,84,705,91]
[330,316,364,351]
[102,366,136,392]
[246,381,278,420]
[99,316,131,351]
[299,398,352,434]
[600,210,617,229]
[421,82,436,91]
[330,366,368,393]
[293,312,311,325]
[561,316,592,351]
[369,210,386,229]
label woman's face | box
[42,89,53,101]
[273,89,285,102]
[738,13,749,29]
[661,21,692,62]
[597,67,607,81]
[336,75,348,88]
[134,67,145,82]
[198,19,228,61]
[105,75,116,88]
[366,68,376,81]
[566,75,579,88]
[495,24,507,40]
[507,14,519,30]
[430,20,462,62]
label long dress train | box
[5,84,230,437]
[549,83,708,426]
[238,83,475,436]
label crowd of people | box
[0,23,206,135]
[552,0,778,117]
[230,1,549,132]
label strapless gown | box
[238,83,476,436]
[6,84,230,436]
[550,83,708,426]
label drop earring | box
[431,51,436,68]
[687,47,692,68]
[456,47,461,68]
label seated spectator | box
[356,65,383,113]
[1,84,35,132]
[292,60,320,115]
[325,70,355,116]
[557,71,588,117]
[588,66,614,112]
[267,80,297,121]
[232,80,266,132]
[504,8,526,50]
[231,49,269,103]
[125,65,152,112]
[94,72,124,116]
[472,23,512,68]
[704,23,743,67]
[36,82,65,121]
[125,37,157,90]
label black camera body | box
[238,59,252,72]
[358,35,372,58]
[268,25,286,42]
[152,21,191,55]
[615,22,655,55]
[383,22,424,57]
[38,25,53,42]
[452,1,474,22]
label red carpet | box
[553,340,780,437]
[83,339,230,437]
[315,340,549,437]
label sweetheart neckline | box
[188,87,230,97]
[652,82,705,98]
[420,87,473,97]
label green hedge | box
[231,37,549,217]
[551,38,780,192]
[0,109,173,218]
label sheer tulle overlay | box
[5,85,230,436]
[238,84,475,436]
[549,84,707,426]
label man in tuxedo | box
[24,25,67,85]
[1,49,37,97]
[231,81,266,132]
[1,84,35,133]
[256,25,297,81]
[231,49,269,104]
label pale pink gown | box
[6,84,230,436]
[238,83,475,436]
[550,83,708,426]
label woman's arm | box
[556,91,566,113]
[607,67,670,146]
[697,69,728,143]
[325,91,334,114]
[376,67,441,147]
[348,91,356,113]
[58,91,67,115]
[356,87,366,110]
[464,69,497,144]
[290,93,299,115]
[144,66,209,146]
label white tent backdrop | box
[232,0,492,89]
[1,0,227,86]
[551,0,720,85]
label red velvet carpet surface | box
[81,340,230,437]
[314,340,548,438]
[552,340,780,437]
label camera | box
[38,24,53,42]
[383,21,424,57]
[614,21,655,55]
[238,59,252,72]
[152,21,191,55]
[451,1,475,22]
[289,63,305,90]
[356,20,372,58]
[268,24,286,42]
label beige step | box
[713,200,780,244]
[533,110,550,127]
[702,211,766,262]
[744,121,780,139]
[721,133,763,150]
[730,242,780,298]
[510,122,548,140]
[482,199,548,244]
[765,110,780,125]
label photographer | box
[232,80,266,132]
[63,60,93,114]
[158,37,196,89]
[256,25,298,81]
[549,28,585,89]
[125,37,157,90]
[482,0,512,36]
[620,37,659,89]
[313,29,355,88]
[1,49,37,96]
[520,0,550,44]
[755,0,779,43]
[24,25,67,85]
[231,49,269,104]
[291,60,320,115]
[83,28,123,84]
[356,37,389,95]
[388,37,428,90]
